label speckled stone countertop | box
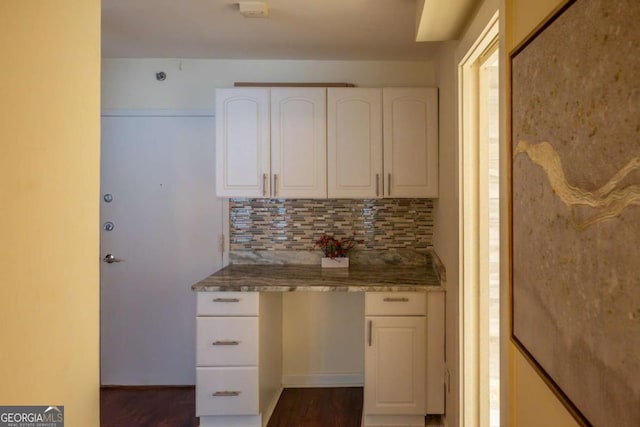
[191,263,444,292]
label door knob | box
[103,254,124,264]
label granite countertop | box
[191,262,444,292]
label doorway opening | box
[459,12,500,427]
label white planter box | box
[321,257,349,268]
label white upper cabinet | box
[215,88,270,198]
[327,88,383,198]
[383,88,439,198]
[216,87,438,199]
[271,88,327,198]
[216,88,326,198]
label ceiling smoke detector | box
[239,1,269,18]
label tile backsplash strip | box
[229,198,434,252]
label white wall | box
[101,58,437,383]
[283,293,365,386]
[102,58,436,110]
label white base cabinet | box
[196,292,282,427]
[196,290,445,427]
[363,291,445,426]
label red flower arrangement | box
[314,234,359,259]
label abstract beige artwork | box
[511,0,640,426]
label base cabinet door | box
[364,316,426,415]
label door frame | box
[457,12,500,427]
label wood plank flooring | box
[100,386,362,427]
[100,386,442,426]
[101,386,197,427]
[267,387,363,427]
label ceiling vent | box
[239,1,269,18]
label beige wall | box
[505,0,579,425]
[0,1,100,426]
[433,40,460,427]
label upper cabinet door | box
[215,88,270,198]
[270,88,327,199]
[383,88,439,198]
[327,88,383,198]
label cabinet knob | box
[213,297,240,303]
[383,297,410,302]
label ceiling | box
[102,0,478,60]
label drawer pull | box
[383,297,410,302]
[213,297,240,303]
[262,173,268,197]
[212,340,240,346]
[213,391,241,397]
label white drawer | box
[196,367,259,416]
[197,317,258,366]
[365,292,427,316]
[197,292,259,316]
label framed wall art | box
[510,0,640,426]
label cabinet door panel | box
[327,88,383,198]
[364,316,426,415]
[383,88,438,198]
[271,88,326,198]
[215,89,270,197]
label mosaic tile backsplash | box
[229,198,434,251]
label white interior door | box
[100,112,223,385]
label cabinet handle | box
[213,297,240,303]
[212,391,241,397]
[262,173,268,197]
[274,174,278,197]
[383,297,410,302]
[368,320,372,347]
[375,174,380,197]
[212,340,240,346]
[388,173,391,196]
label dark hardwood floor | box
[101,386,197,427]
[100,386,363,427]
[267,387,363,427]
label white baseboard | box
[282,372,364,387]
[362,414,425,426]
[199,415,261,427]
